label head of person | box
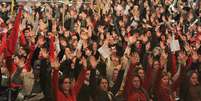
[188,71,199,86]
[13,54,26,66]
[59,36,67,48]
[160,72,170,87]
[153,60,160,70]
[130,52,140,65]
[111,54,120,66]
[132,74,142,89]
[136,67,145,81]
[59,75,72,95]
[92,41,98,51]
[112,68,119,82]
[98,77,109,92]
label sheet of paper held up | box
[170,34,180,52]
[98,44,111,59]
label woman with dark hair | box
[153,52,176,101]
[128,74,149,101]
[90,69,125,101]
[89,54,125,101]
[156,71,175,101]
[180,71,201,101]
[94,77,115,101]
[52,57,88,101]
[124,54,149,101]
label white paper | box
[73,40,82,56]
[170,39,180,52]
[98,45,111,59]
[131,20,138,27]
[77,40,83,50]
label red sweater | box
[124,63,136,97]
[155,66,172,101]
[157,86,172,101]
[125,62,152,95]
[52,69,87,101]
[128,91,147,101]
[125,63,149,101]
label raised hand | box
[39,48,49,59]
[160,52,168,67]
[76,49,82,58]
[89,56,97,69]
[51,60,60,70]
[81,56,87,69]
[192,51,199,62]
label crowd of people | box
[0,0,201,101]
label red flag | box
[5,6,23,75]
[6,5,23,57]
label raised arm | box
[72,57,88,96]
[6,5,23,57]
[124,63,136,97]
[51,60,60,100]
[49,35,55,63]
[24,43,35,72]
[143,55,154,91]
[111,69,125,95]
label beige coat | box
[16,71,44,101]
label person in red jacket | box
[125,53,150,101]
[52,56,88,101]
[151,52,176,101]
[156,71,175,101]
[127,74,150,101]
